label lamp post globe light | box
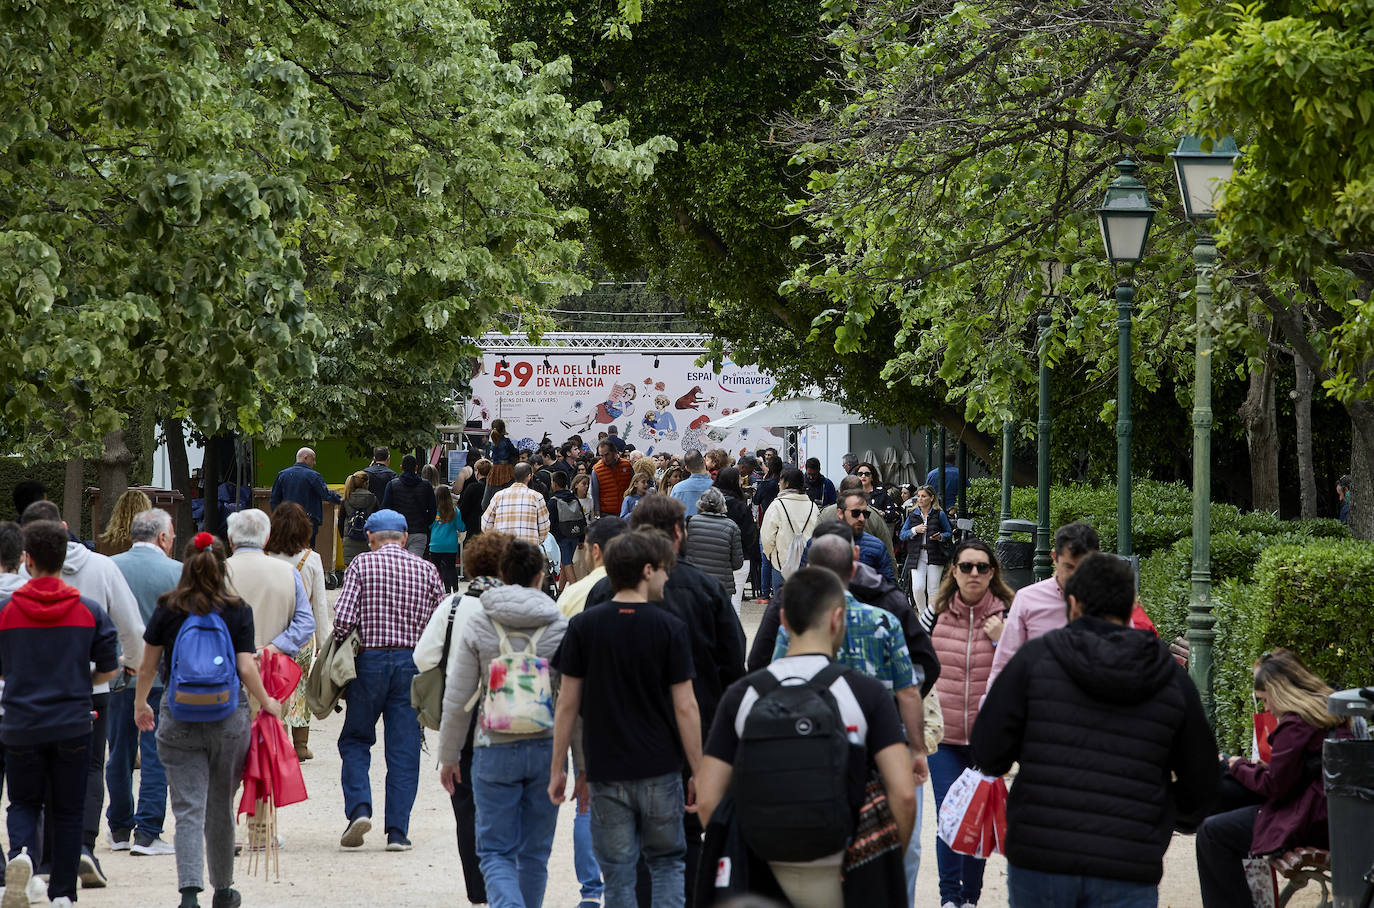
[1171,135,1239,724]
[1096,159,1156,558]
[1033,260,1064,581]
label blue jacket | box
[670,472,715,517]
[110,544,183,689]
[926,466,963,508]
[857,531,897,584]
[270,462,341,525]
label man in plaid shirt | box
[480,462,551,545]
[332,509,443,852]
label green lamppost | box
[1171,134,1239,722]
[1034,260,1064,581]
[999,421,1015,543]
[1096,159,1156,557]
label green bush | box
[1212,577,1268,755]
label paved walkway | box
[76,599,1282,907]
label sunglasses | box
[856,471,873,477]
[957,561,993,575]
[846,508,868,518]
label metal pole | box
[1187,232,1217,722]
[925,428,934,479]
[957,442,968,515]
[1034,311,1054,581]
[998,422,1014,542]
[939,426,947,507]
[1116,275,1134,556]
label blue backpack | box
[167,612,239,722]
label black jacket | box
[364,463,398,500]
[459,480,486,538]
[746,563,939,697]
[587,560,746,734]
[722,495,758,553]
[381,472,438,534]
[970,616,1218,884]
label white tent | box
[707,395,865,429]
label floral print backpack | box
[466,620,555,735]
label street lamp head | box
[1040,259,1066,298]
[1171,135,1239,220]
[1096,159,1156,265]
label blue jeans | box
[1008,863,1158,907]
[589,772,686,908]
[338,649,422,837]
[7,734,88,901]
[759,557,776,599]
[106,686,167,838]
[903,783,924,908]
[929,744,986,906]
[472,738,559,908]
[573,767,603,902]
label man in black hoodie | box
[971,552,1218,905]
[381,454,438,557]
[0,521,119,907]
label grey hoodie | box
[22,543,145,690]
[438,584,568,764]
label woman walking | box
[926,539,1012,908]
[429,485,463,592]
[132,533,282,908]
[682,488,744,608]
[900,485,952,611]
[713,467,759,612]
[760,467,820,580]
[97,489,153,556]
[338,471,379,568]
[263,502,331,762]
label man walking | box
[668,450,713,517]
[107,509,183,856]
[818,477,896,565]
[0,519,120,908]
[548,530,702,908]
[332,510,444,852]
[834,491,896,583]
[803,457,836,507]
[971,553,1218,904]
[224,510,316,659]
[695,567,917,907]
[588,441,634,520]
[481,463,551,547]
[364,447,399,500]
[381,454,438,558]
[269,447,342,546]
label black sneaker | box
[211,888,242,908]
[107,827,132,852]
[78,850,107,888]
[339,814,371,849]
[385,833,412,852]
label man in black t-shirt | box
[549,530,701,908]
[696,568,916,907]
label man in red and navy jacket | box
[0,520,119,906]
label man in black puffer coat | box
[971,552,1218,903]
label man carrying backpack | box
[547,471,587,592]
[437,538,569,908]
[548,530,702,908]
[696,566,917,908]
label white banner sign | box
[466,351,781,457]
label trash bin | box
[1325,687,1374,908]
[995,519,1038,592]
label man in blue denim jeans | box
[548,530,702,908]
[332,509,445,852]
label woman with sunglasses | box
[854,462,900,526]
[927,539,1013,908]
[1196,649,1354,907]
[900,485,952,612]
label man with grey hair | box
[107,509,183,855]
[331,509,444,852]
[269,446,341,546]
[224,509,315,658]
[480,462,550,546]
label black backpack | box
[345,505,371,541]
[733,662,855,862]
[553,495,587,540]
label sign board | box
[465,351,780,457]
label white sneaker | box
[2,850,33,908]
[26,874,47,904]
[129,835,176,856]
[50,899,72,908]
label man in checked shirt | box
[332,509,444,853]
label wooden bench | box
[1272,847,1333,908]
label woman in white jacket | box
[413,531,514,908]
[759,466,820,579]
[436,538,569,908]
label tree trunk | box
[1350,405,1374,540]
[202,437,220,538]
[95,428,133,538]
[1295,355,1318,519]
[62,457,85,530]
[163,417,194,553]
[1240,313,1280,512]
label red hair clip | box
[193,531,215,551]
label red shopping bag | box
[1253,712,1278,763]
[937,769,1007,858]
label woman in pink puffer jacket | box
[928,538,1014,908]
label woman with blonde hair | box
[98,489,153,555]
[1197,649,1354,906]
[337,470,378,567]
[264,502,330,761]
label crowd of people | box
[0,433,1355,908]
